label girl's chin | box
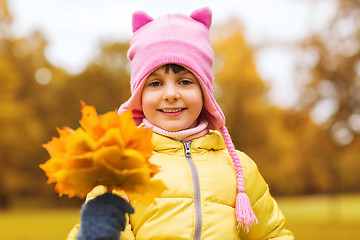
[162,127,183,132]
[161,124,194,132]
[160,124,187,132]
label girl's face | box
[141,66,203,132]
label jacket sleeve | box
[65,185,136,240]
[237,151,294,240]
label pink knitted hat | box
[118,7,257,231]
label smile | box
[160,108,184,113]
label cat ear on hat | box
[132,11,153,32]
[190,7,212,29]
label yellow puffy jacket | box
[67,131,293,240]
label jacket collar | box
[151,130,226,152]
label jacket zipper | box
[182,141,202,240]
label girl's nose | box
[162,85,180,102]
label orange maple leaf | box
[40,102,166,202]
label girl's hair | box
[162,64,187,74]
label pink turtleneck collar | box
[142,118,209,142]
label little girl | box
[68,7,294,240]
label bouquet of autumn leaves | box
[39,102,166,203]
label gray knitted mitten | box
[76,193,134,240]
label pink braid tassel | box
[235,192,258,232]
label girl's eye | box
[179,79,192,86]
[149,81,162,87]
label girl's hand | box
[76,193,134,240]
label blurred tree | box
[211,18,359,195]
[0,0,85,207]
[0,36,54,200]
[0,0,51,208]
[295,0,360,146]
[0,0,12,39]
[1,0,132,207]
[338,135,360,191]
[211,20,307,195]
[212,19,268,150]
[67,41,131,115]
[293,0,360,193]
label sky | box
[8,0,337,107]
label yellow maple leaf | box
[40,102,166,203]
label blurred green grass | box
[278,194,360,239]
[0,208,79,240]
[0,194,359,240]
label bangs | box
[162,64,188,74]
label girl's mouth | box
[159,108,186,116]
[160,108,184,113]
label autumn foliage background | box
[1,0,360,212]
